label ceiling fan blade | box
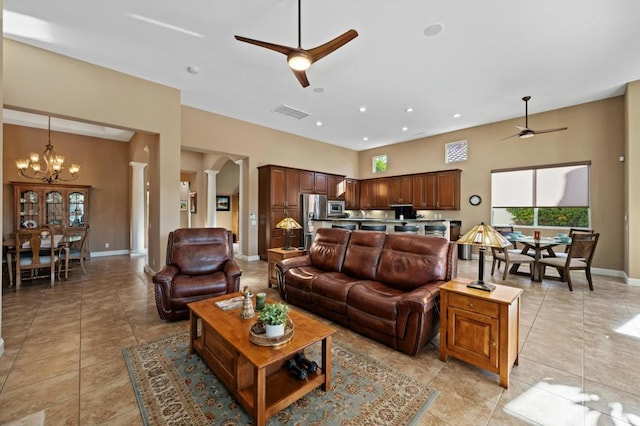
[307,30,358,63]
[234,35,295,56]
[500,132,521,141]
[516,125,528,131]
[292,69,310,87]
[531,127,568,135]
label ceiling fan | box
[503,96,568,139]
[234,0,358,88]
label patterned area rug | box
[123,332,438,425]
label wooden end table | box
[188,293,336,426]
[439,278,523,388]
[267,247,306,287]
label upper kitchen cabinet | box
[389,176,413,205]
[345,179,360,209]
[300,171,328,195]
[327,174,347,200]
[413,170,460,210]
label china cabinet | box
[13,182,90,232]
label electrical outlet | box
[105,242,110,248]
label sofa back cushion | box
[342,230,386,280]
[376,234,449,290]
[169,228,232,275]
[309,228,351,272]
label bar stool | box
[425,225,447,238]
[361,225,387,231]
[394,225,419,234]
[331,224,357,230]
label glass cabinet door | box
[19,190,40,228]
[45,190,64,225]
[68,191,86,227]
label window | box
[372,154,387,173]
[445,140,468,163]
[491,162,590,228]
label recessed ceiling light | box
[359,106,367,112]
[405,107,414,113]
[402,127,408,131]
[363,137,369,141]
[453,113,461,118]
[424,23,444,37]
[316,121,323,126]
[186,65,200,74]
[313,87,325,93]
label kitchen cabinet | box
[327,174,346,200]
[345,179,360,209]
[439,279,522,388]
[359,178,390,209]
[300,171,328,195]
[375,178,390,208]
[389,176,413,205]
[258,165,301,260]
[13,182,90,232]
[412,170,460,210]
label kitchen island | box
[312,218,455,240]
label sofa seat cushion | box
[311,272,361,314]
[347,281,406,336]
[172,271,228,298]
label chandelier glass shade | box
[16,116,80,184]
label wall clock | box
[469,195,481,206]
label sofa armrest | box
[276,255,311,275]
[395,282,443,344]
[224,259,242,293]
[152,264,179,320]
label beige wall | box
[180,105,359,257]
[3,39,181,271]
[3,124,130,253]
[358,97,626,272]
[625,81,640,279]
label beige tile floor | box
[1,254,639,425]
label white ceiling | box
[4,1,640,151]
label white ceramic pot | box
[265,323,285,338]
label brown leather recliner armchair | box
[153,228,241,320]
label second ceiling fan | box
[503,96,568,140]
[234,0,358,87]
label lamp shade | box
[276,217,302,230]
[457,223,511,248]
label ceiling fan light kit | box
[235,0,358,87]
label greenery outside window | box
[491,162,590,228]
[372,154,387,173]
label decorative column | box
[234,159,244,256]
[205,169,219,227]
[129,161,147,255]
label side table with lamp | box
[439,223,523,388]
[268,217,306,287]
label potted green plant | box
[258,302,289,337]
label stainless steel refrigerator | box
[300,193,328,250]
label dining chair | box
[490,245,535,280]
[14,227,58,290]
[552,228,595,259]
[58,226,90,279]
[492,225,527,269]
[539,232,599,291]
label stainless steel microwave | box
[327,200,346,217]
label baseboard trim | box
[90,249,130,257]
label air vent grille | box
[272,105,310,120]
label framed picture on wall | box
[216,195,230,211]
[180,200,188,211]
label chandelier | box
[16,116,80,184]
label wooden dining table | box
[507,235,572,281]
[4,233,83,287]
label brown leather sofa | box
[153,228,241,320]
[276,228,457,355]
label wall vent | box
[272,104,310,120]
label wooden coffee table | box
[188,293,336,426]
